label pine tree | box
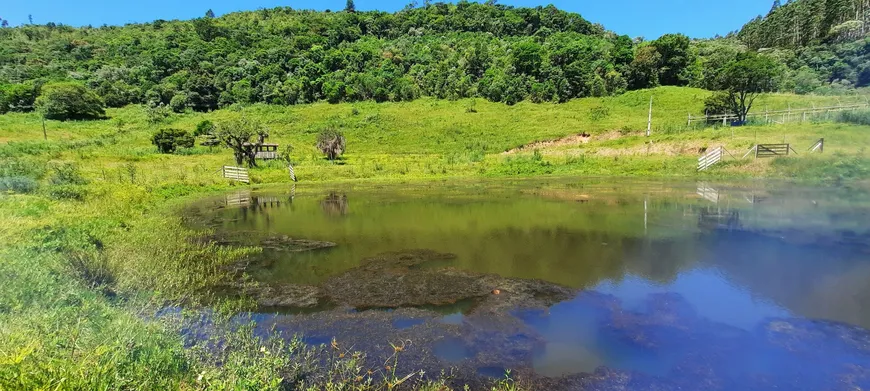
[205,9,216,18]
[345,0,356,12]
[1,19,7,28]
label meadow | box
[1,86,869,390]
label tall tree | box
[205,9,216,18]
[345,0,356,12]
[710,54,780,122]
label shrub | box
[35,82,106,121]
[0,176,38,193]
[145,103,172,124]
[194,120,216,137]
[316,127,347,161]
[0,158,47,178]
[46,184,88,200]
[0,82,40,113]
[836,110,870,126]
[49,163,87,185]
[151,128,195,154]
[169,93,188,113]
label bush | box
[169,93,188,113]
[151,128,195,154]
[836,110,870,126]
[46,184,88,200]
[316,127,347,161]
[0,82,40,113]
[0,176,38,193]
[35,82,106,121]
[194,120,216,137]
[145,103,172,124]
[0,158,47,178]
[49,163,88,185]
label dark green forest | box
[0,0,868,114]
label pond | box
[184,178,870,390]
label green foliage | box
[151,128,195,154]
[0,82,40,113]
[710,54,780,121]
[194,120,216,137]
[169,93,188,113]
[216,117,267,167]
[0,176,38,193]
[46,184,88,200]
[145,103,172,124]
[316,127,347,161]
[35,82,106,121]
[836,109,870,126]
[49,162,87,186]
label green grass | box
[1,86,869,390]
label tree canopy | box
[707,54,781,122]
[35,82,106,120]
[0,1,866,111]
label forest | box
[0,0,868,114]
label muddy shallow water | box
[184,178,870,390]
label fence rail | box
[698,146,725,171]
[687,102,870,126]
[755,144,794,158]
[222,166,250,183]
[809,138,825,153]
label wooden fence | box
[222,166,250,183]
[687,101,870,127]
[808,138,824,153]
[698,146,732,171]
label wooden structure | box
[698,146,730,171]
[698,146,736,171]
[288,164,297,182]
[808,138,824,153]
[243,143,279,160]
[687,101,870,127]
[222,166,250,183]
[742,144,798,159]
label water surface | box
[186,179,870,389]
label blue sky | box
[2,0,771,39]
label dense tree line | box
[737,0,870,91]
[0,1,867,116]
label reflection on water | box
[185,179,870,387]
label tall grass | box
[836,109,870,126]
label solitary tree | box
[345,0,356,12]
[709,54,779,123]
[205,9,216,18]
[316,127,346,162]
[215,117,267,167]
[1,19,8,28]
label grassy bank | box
[1,86,869,389]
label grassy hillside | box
[2,87,868,185]
[2,87,870,390]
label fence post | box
[820,138,824,153]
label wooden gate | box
[755,144,794,158]
[222,166,250,183]
[698,146,726,171]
